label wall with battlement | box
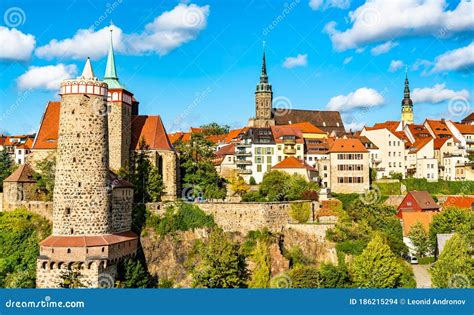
[147,201,318,234]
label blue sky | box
[0,0,472,135]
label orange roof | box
[167,132,184,144]
[434,137,449,150]
[3,164,36,183]
[131,115,173,151]
[225,128,247,143]
[40,231,138,247]
[365,121,400,132]
[443,196,474,209]
[215,144,235,157]
[17,138,34,149]
[33,101,60,150]
[206,134,227,144]
[272,156,315,170]
[454,122,474,134]
[409,137,432,153]
[328,138,368,153]
[401,211,437,236]
[425,119,454,138]
[286,122,326,134]
[407,124,431,140]
[271,125,304,143]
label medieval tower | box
[36,59,138,288]
[105,29,133,172]
[401,67,414,125]
[248,47,275,127]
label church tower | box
[248,45,275,127]
[401,67,414,125]
[104,28,134,171]
[36,59,138,288]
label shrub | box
[284,246,312,267]
[332,193,359,210]
[375,182,401,195]
[319,263,352,288]
[302,190,319,201]
[249,176,257,185]
[289,202,311,223]
[288,266,321,288]
[146,203,215,236]
[336,240,367,256]
[241,191,266,202]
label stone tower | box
[105,28,134,172]
[36,59,138,288]
[248,46,275,127]
[401,67,414,125]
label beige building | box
[325,138,370,194]
[271,156,317,181]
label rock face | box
[281,224,337,266]
[269,243,289,276]
[140,228,209,287]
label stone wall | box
[36,260,117,288]
[147,201,316,234]
[108,101,131,172]
[111,187,133,233]
[2,181,39,211]
[1,199,53,221]
[53,94,111,235]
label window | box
[267,156,272,164]
[257,164,262,172]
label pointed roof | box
[103,28,124,89]
[32,101,60,149]
[402,67,413,107]
[131,115,173,151]
[328,138,368,153]
[81,57,95,79]
[4,164,36,183]
[272,156,315,170]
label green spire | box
[103,27,124,89]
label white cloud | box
[412,83,470,104]
[370,41,398,56]
[35,3,210,60]
[344,121,365,132]
[0,27,35,61]
[17,64,77,90]
[325,0,474,51]
[309,0,350,10]
[343,56,353,64]
[283,54,308,68]
[326,87,384,112]
[389,60,404,72]
[431,42,474,73]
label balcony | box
[283,147,296,155]
[236,143,251,148]
[283,139,296,145]
[236,159,252,165]
[237,169,252,174]
[466,138,474,144]
[371,159,382,164]
[235,151,251,157]
[376,167,386,171]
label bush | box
[289,202,311,223]
[288,266,321,288]
[319,263,352,288]
[241,191,266,202]
[428,207,473,249]
[336,240,367,256]
[249,176,257,185]
[146,203,215,236]
[284,246,312,267]
[375,182,401,195]
[302,190,319,201]
[402,178,474,195]
[332,193,359,210]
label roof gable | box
[4,164,36,183]
[131,115,173,151]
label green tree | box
[33,158,56,201]
[0,209,51,288]
[430,234,474,288]
[259,171,289,201]
[59,267,88,288]
[429,207,473,249]
[389,171,403,181]
[147,166,164,202]
[249,176,257,185]
[319,263,352,288]
[200,122,230,136]
[192,229,248,288]
[284,174,318,201]
[175,134,226,200]
[0,150,13,192]
[408,221,432,257]
[228,171,250,197]
[247,240,271,288]
[122,258,148,288]
[352,234,404,288]
[289,202,311,223]
[288,266,321,288]
[131,138,153,203]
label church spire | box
[103,26,124,89]
[260,42,268,84]
[81,57,95,79]
[402,66,412,105]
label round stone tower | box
[53,58,111,235]
[36,59,138,288]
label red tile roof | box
[271,125,304,143]
[40,231,138,247]
[365,121,400,132]
[3,164,36,183]
[131,115,173,151]
[285,121,326,134]
[453,122,474,134]
[434,137,449,150]
[215,144,235,157]
[443,196,474,209]
[168,132,184,144]
[328,138,368,153]
[32,102,60,149]
[225,128,248,143]
[409,137,432,153]
[272,156,315,170]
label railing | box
[237,169,252,174]
[235,151,251,157]
[236,160,252,165]
[284,147,297,154]
[236,143,251,148]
